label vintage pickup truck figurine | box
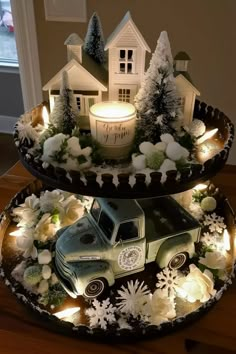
[55,196,201,298]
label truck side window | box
[98,211,114,241]
[116,220,139,242]
[91,200,101,222]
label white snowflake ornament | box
[116,280,150,318]
[156,268,181,297]
[16,121,39,144]
[203,213,226,233]
[86,298,116,330]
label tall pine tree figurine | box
[83,12,106,64]
[135,31,180,144]
[49,71,79,134]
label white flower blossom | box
[145,289,176,325]
[39,190,64,213]
[86,298,116,330]
[200,232,216,248]
[16,229,37,259]
[176,264,216,303]
[34,214,58,242]
[59,195,84,226]
[12,194,40,228]
[199,251,226,270]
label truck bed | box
[137,196,200,243]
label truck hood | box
[56,215,109,261]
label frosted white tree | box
[83,12,106,64]
[49,71,79,134]
[134,31,180,143]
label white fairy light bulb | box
[53,307,80,320]
[196,128,218,145]
[42,106,49,128]
[223,229,231,251]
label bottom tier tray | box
[0,181,235,340]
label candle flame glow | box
[196,128,218,145]
[194,183,208,191]
[223,229,231,251]
[42,106,49,127]
[53,307,80,319]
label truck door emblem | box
[118,246,142,271]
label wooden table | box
[0,162,236,354]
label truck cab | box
[55,196,201,298]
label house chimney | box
[174,51,191,72]
[64,33,84,64]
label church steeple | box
[64,33,84,64]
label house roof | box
[64,33,84,46]
[43,57,108,91]
[104,11,151,52]
[174,73,200,96]
[174,51,191,61]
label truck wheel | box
[168,252,188,270]
[84,278,107,298]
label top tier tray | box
[17,101,234,199]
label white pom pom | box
[189,119,206,137]
[38,279,49,294]
[132,154,146,170]
[160,134,174,144]
[139,142,155,155]
[50,273,59,286]
[42,264,52,280]
[155,142,167,152]
[181,147,190,158]
[38,250,52,265]
[201,196,217,211]
[166,142,184,161]
[160,159,176,172]
[42,133,67,163]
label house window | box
[0,0,18,66]
[76,96,81,111]
[119,49,134,74]
[118,89,131,103]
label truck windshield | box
[91,199,101,222]
[98,211,114,241]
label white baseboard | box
[0,115,18,134]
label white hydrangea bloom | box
[116,280,150,318]
[38,250,52,265]
[203,213,226,233]
[132,154,147,170]
[199,251,226,270]
[160,133,174,144]
[156,268,180,297]
[86,298,116,330]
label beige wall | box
[34,0,236,163]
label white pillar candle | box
[89,101,136,160]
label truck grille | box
[55,247,76,279]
